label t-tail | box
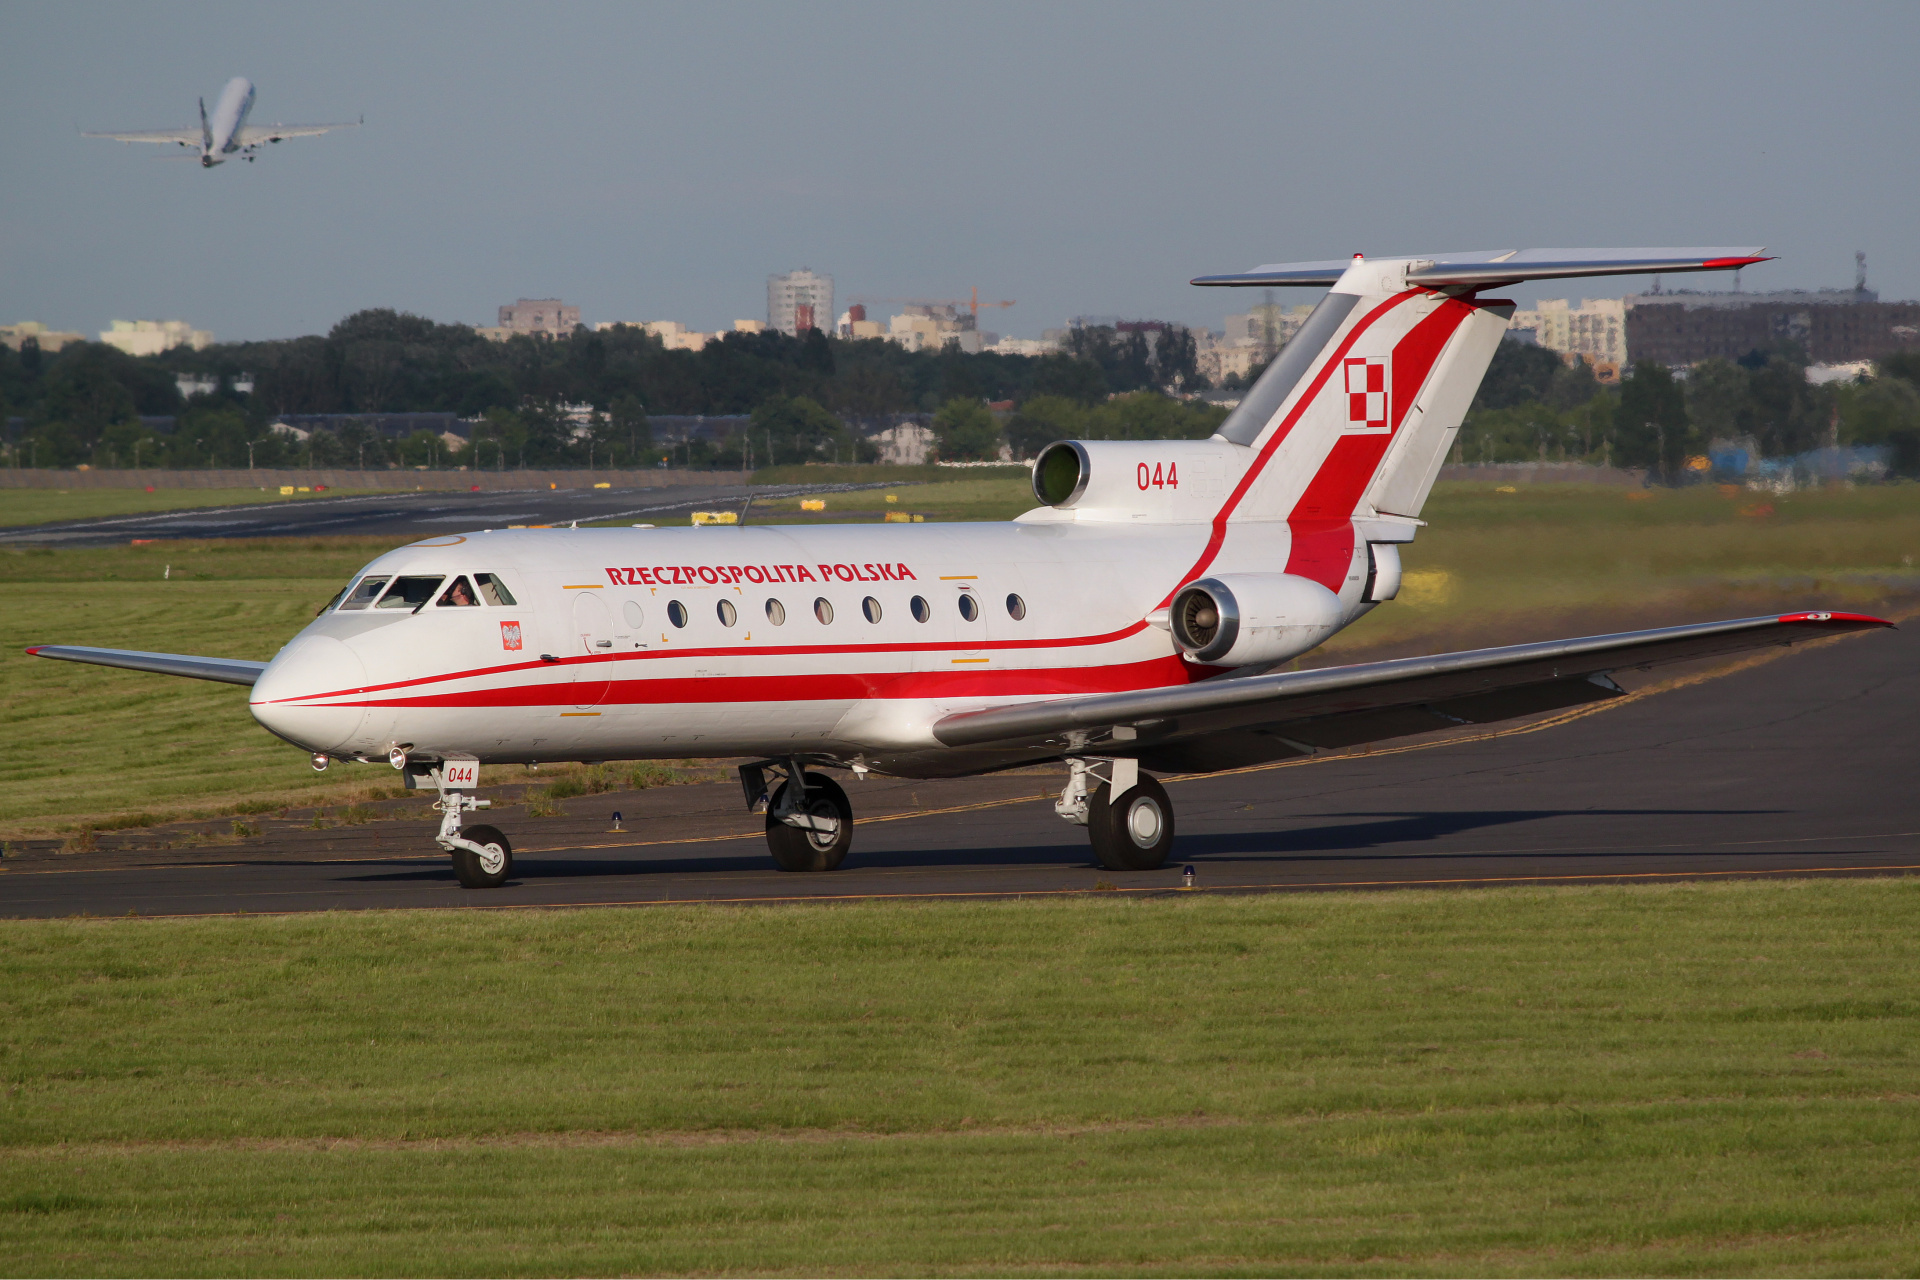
[1194,247,1770,530]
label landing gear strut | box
[429,759,513,889]
[1058,757,1175,871]
[741,760,853,872]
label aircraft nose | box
[249,634,369,754]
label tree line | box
[1458,341,1920,480]
[0,309,1225,470]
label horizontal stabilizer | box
[26,644,267,686]
[1193,246,1770,289]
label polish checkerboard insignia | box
[1343,357,1389,433]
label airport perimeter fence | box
[0,468,749,492]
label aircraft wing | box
[932,612,1890,773]
[82,128,201,145]
[234,121,359,144]
[26,645,266,687]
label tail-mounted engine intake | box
[1169,573,1345,667]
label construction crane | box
[849,287,1014,319]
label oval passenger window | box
[766,598,786,626]
[667,600,688,628]
[1006,594,1026,620]
[717,599,738,627]
[862,597,882,623]
[958,593,979,622]
[814,597,834,625]
[910,596,930,623]
[623,600,644,629]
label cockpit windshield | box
[337,575,390,610]
[376,576,447,611]
[474,572,517,606]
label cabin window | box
[622,600,644,628]
[667,601,688,628]
[1006,594,1027,620]
[338,575,389,611]
[862,597,882,623]
[957,592,979,622]
[910,596,930,623]
[717,600,738,627]
[814,597,834,625]
[377,576,446,611]
[437,576,479,607]
[475,573,518,606]
[765,599,786,626]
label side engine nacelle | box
[1169,573,1344,667]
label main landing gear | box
[739,761,853,872]
[1056,757,1175,871]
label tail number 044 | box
[1137,462,1179,490]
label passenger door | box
[570,591,614,709]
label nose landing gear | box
[428,757,513,888]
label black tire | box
[765,772,853,872]
[1088,774,1174,871]
[451,823,514,889]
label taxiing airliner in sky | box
[30,246,1891,888]
[84,76,358,167]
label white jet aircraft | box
[30,247,1891,888]
[84,76,358,168]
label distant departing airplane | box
[84,76,359,168]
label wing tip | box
[1777,610,1894,627]
[23,645,41,656]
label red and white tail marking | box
[1343,357,1389,434]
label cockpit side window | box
[474,572,517,606]
[338,575,390,611]
[437,576,479,607]
[376,575,447,611]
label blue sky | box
[4,0,1916,342]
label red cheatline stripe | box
[259,620,1158,706]
[300,655,1207,710]
[1702,255,1772,269]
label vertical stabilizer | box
[1211,255,1510,526]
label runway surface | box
[0,481,880,547]
[4,620,1913,918]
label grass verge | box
[1,880,1916,1274]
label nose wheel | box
[450,824,513,888]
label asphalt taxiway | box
[3,620,1912,918]
[0,481,880,547]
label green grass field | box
[6,482,1920,839]
[3,881,1917,1275]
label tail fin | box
[199,96,211,152]
[1202,247,1766,523]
